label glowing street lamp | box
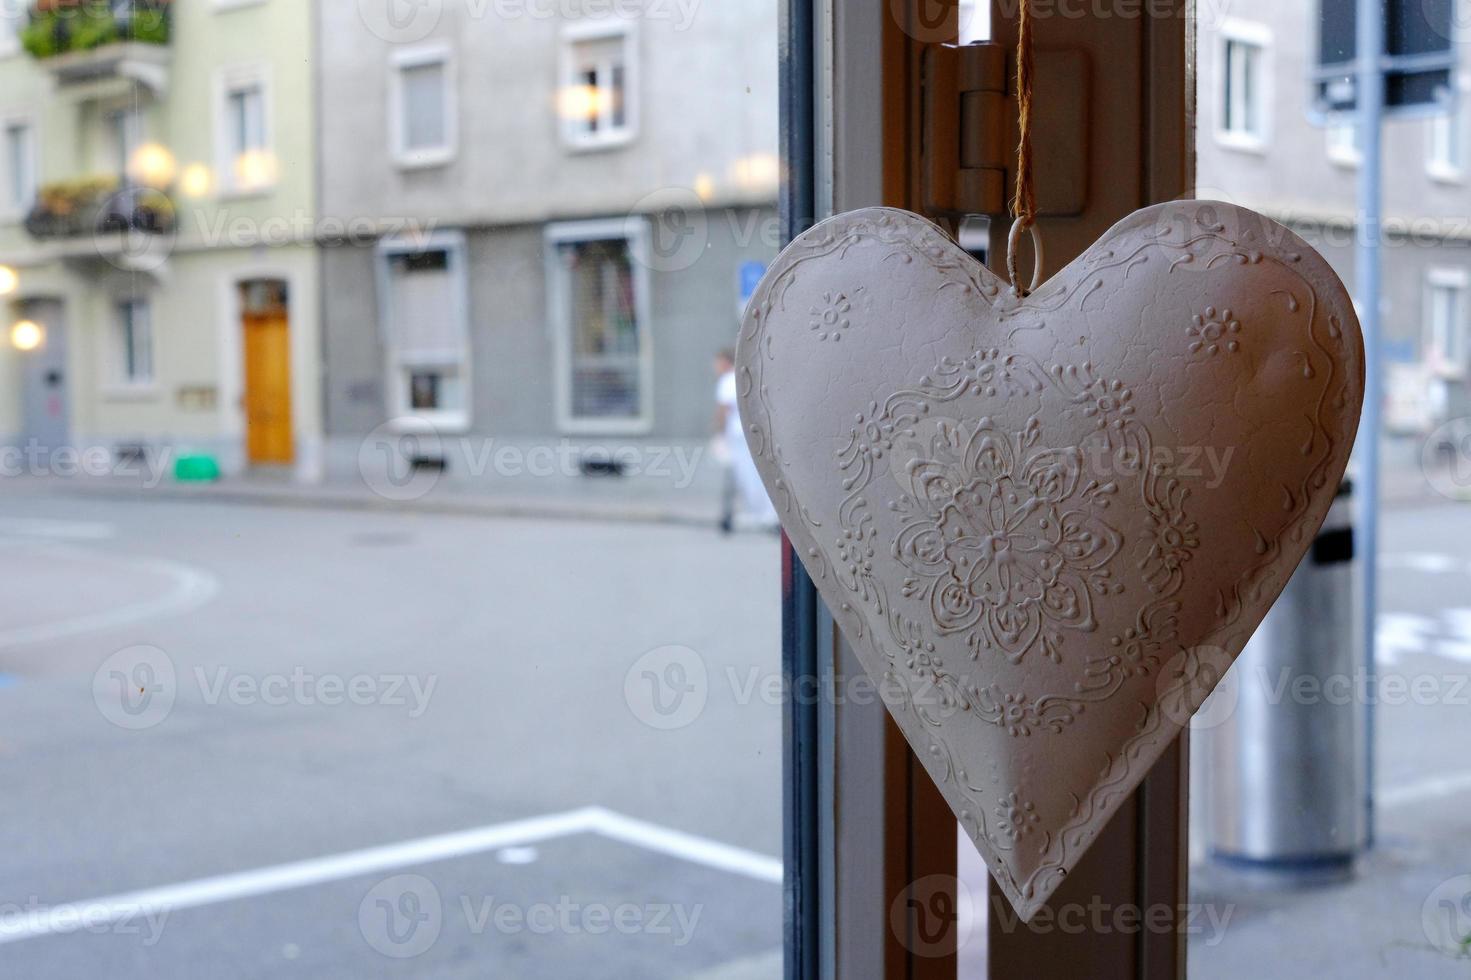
[0,265,16,297]
[129,142,178,189]
[10,320,43,352]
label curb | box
[16,478,726,530]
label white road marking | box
[1380,552,1468,574]
[0,807,781,947]
[0,544,219,650]
[1380,770,1471,809]
[1376,613,1436,666]
[586,807,784,883]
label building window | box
[115,298,154,385]
[547,220,651,432]
[0,6,20,56]
[2,118,35,218]
[390,45,456,168]
[1428,103,1464,181]
[559,23,636,149]
[216,66,273,194]
[1218,23,1270,148]
[378,233,470,428]
[108,107,143,179]
[1326,119,1360,166]
[1427,270,1469,376]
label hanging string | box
[1006,0,1042,296]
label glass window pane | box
[401,62,446,150]
[2,5,782,977]
[1196,7,1471,977]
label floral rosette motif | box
[893,418,1121,666]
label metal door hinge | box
[921,41,1090,219]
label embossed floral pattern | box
[808,291,852,341]
[893,419,1122,665]
[1187,306,1242,357]
[996,792,1041,842]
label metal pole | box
[1354,0,1382,849]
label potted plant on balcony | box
[24,175,175,240]
[20,0,171,59]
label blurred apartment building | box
[0,0,322,478]
[1197,2,1471,435]
[315,2,778,489]
[0,0,778,488]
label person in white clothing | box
[714,349,778,532]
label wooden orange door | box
[242,311,293,464]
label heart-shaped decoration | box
[737,202,1364,920]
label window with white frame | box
[390,45,455,168]
[114,298,154,385]
[1428,101,1464,180]
[2,117,35,218]
[379,234,470,427]
[1219,24,1269,147]
[559,24,636,149]
[1426,269,1469,375]
[0,6,20,56]
[108,107,144,179]
[217,66,273,194]
[1326,119,1360,166]
[547,222,650,430]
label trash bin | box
[1204,480,1367,880]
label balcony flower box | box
[20,0,171,59]
[25,176,175,241]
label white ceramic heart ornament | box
[737,202,1364,920]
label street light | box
[10,320,43,352]
[0,265,16,297]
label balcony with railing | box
[23,175,175,270]
[20,1,172,95]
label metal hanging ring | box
[1006,217,1044,297]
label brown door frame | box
[792,1,1194,977]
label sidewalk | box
[0,468,731,528]
[0,435,1460,525]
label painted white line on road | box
[1375,612,1435,666]
[1380,770,1471,810]
[584,807,785,884]
[0,546,219,650]
[0,807,782,946]
[1380,552,1467,575]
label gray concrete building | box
[1197,3,1471,436]
[315,2,778,493]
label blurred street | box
[1188,497,1471,977]
[1,473,1470,976]
[0,485,782,979]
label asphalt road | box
[1186,502,1471,978]
[0,488,784,979]
[2,484,1470,977]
